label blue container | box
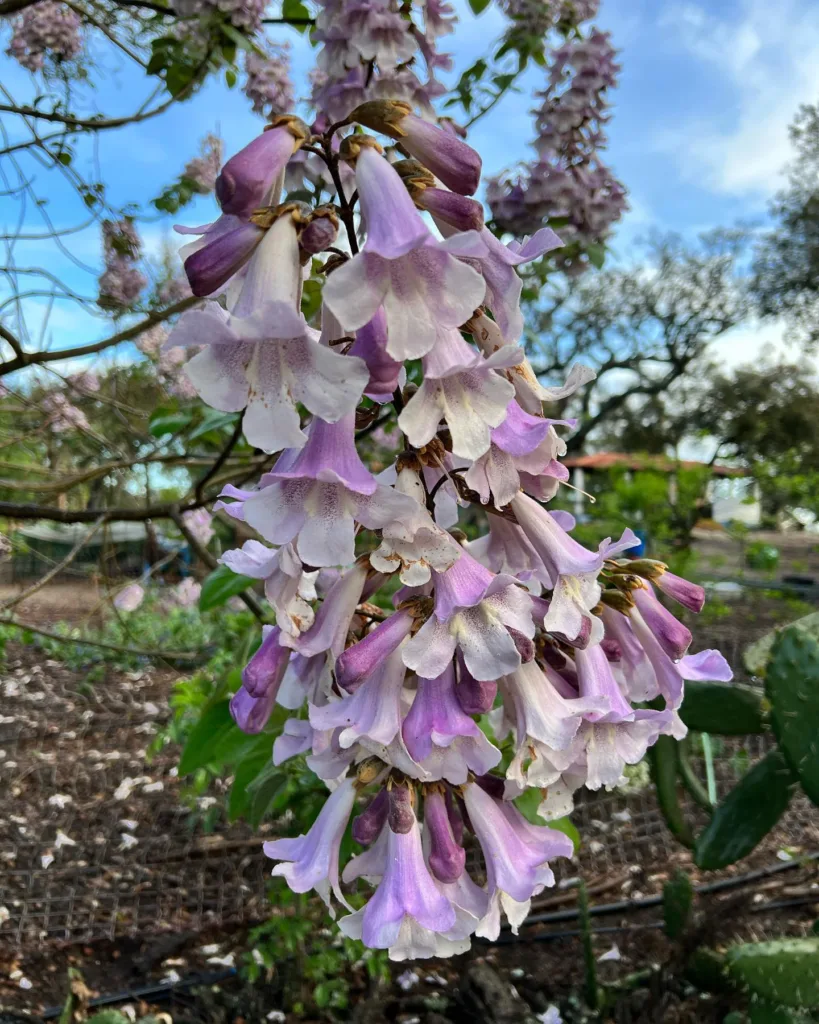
[630,528,648,558]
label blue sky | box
[2,0,818,372]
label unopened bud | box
[299,207,339,258]
[388,783,415,834]
[600,589,635,614]
[349,100,413,139]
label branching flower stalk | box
[166,99,731,962]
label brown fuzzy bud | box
[349,100,412,140]
[264,114,311,147]
[338,133,384,166]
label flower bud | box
[350,102,482,195]
[388,782,415,834]
[456,656,497,715]
[415,187,485,232]
[242,625,290,698]
[298,207,339,258]
[352,788,388,845]
[184,220,264,297]
[424,787,465,882]
[215,116,309,218]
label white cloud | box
[657,0,819,198]
[709,317,809,369]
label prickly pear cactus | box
[725,937,819,1009]
[766,628,819,806]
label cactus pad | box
[726,937,819,1009]
[766,627,819,806]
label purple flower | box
[655,569,705,613]
[309,644,407,750]
[338,813,459,957]
[220,541,318,638]
[399,328,520,460]
[183,220,264,298]
[463,782,571,938]
[228,416,416,567]
[167,294,369,454]
[394,111,482,195]
[632,584,693,661]
[403,550,535,681]
[424,787,465,882]
[322,145,486,362]
[464,401,572,508]
[241,625,291,699]
[347,308,405,403]
[499,659,605,788]
[334,608,415,691]
[264,777,356,914]
[281,559,369,660]
[215,121,308,219]
[114,583,144,612]
[273,718,314,765]
[402,663,500,783]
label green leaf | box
[467,0,491,14]
[179,700,234,774]
[649,735,695,848]
[663,869,694,939]
[586,241,606,269]
[225,68,237,88]
[248,762,287,828]
[680,681,767,735]
[513,787,545,823]
[148,405,192,437]
[219,21,255,51]
[744,610,819,677]
[188,410,238,441]
[512,792,580,850]
[199,564,256,612]
[282,0,311,30]
[694,750,796,870]
[229,746,272,821]
[766,627,819,805]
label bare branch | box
[0,295,199,376]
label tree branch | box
[0,295,199,376]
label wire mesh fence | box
[0,622,817,952]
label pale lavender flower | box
[98,219,146,311]
[402,549,536,682]
[43,392,89,432]
[322,144,486,362]
[183,133,222,194]
[220,416,415,567]
[8,1,82,72]
[182,508,214,547]
[172,577,201,608]
[220,540,318,638]
[401,663,501,783]
[264,777,356,914]
[114,583,144,612]
[167,286,368,453]
[464,781,572,938]
[338,799,464,958]
[244,43,295,117]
